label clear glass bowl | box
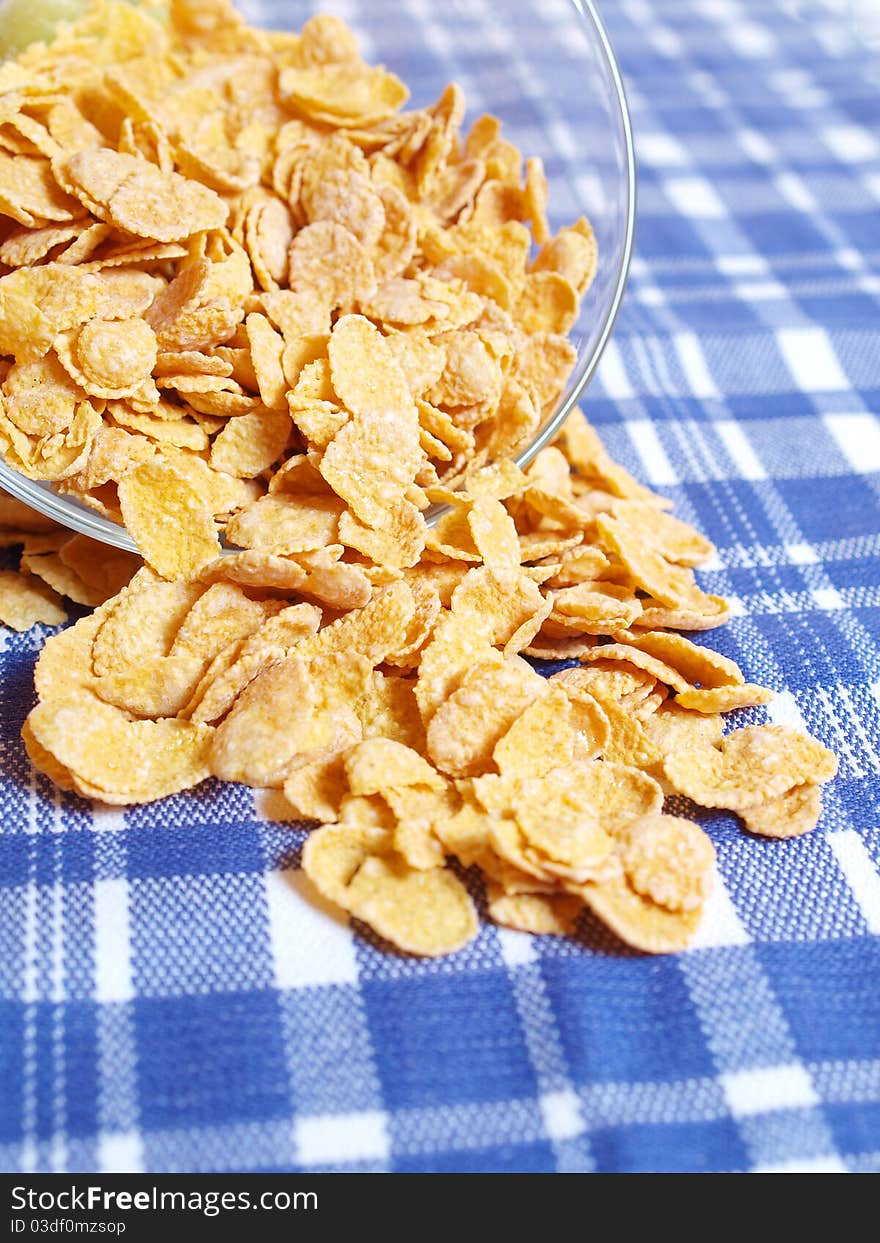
[0,0,635,552]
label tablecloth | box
[1,0,879,1175]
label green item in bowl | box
[0,0,88,55]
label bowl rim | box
[511,0,637,472]
[0,0,637,552]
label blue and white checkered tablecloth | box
[2,0,879,1174]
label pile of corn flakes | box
[1,1,837,957]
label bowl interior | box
[0,0,634,549]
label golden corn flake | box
[674,683,774,713]
[92,577,205,676]
[621,631,744,690]
[93,652,206,719]
[345,856,477,957]
[209,406,292,478]
[0,569,66,630]
[581,874,703,954]
[283,751,349,824]
[663,724,838,811]
[618,815,715,913]
[209,653,316,787]
[740,784,823,839]
[493,685,575,779]
[301,823,393,907]
[425,657,544,777]
[345,738,445,796]
[26,692,213,805]
[61,317,158,399]
[487,889,584,937]
[513,762,661,878]
[61,149,229,242]
[118,459,220,579]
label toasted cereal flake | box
[21,718,78,793]
[345,855,477,956]
[618,814,715,912]
[209,406,292,478]
[328,314,410,418]
[550,682,611,760]
[415,610,496,724]
[279,62,408,127]
[0,153,84,227]
[245,312,287,409]
[426,657,544,776]
[63,149,228,242]
[674,683,774,713]
[302,580,415,665]
[21,551,101,609]
[551,583,642,634]
[33,596,114,704]
[0,221,81,268]
[663,724,838,810]
[169,582,267,662]
[92,578,205,676]
[452,565,551,655]
[209,653,316,787]
[595,515,720,614]
[740,784,823,839]
[636,707,723,778]
[226,494,341,554]
[198,550,306,593]
[388,792,449,871]
[581,875,703,954]
[493,685,575,779]
[338,793,397,829]
[70,317,158,398]
[2,353,85,436]
[287,221,376,313]
[579,644,691,695]
[588,694,662,772]
[319,405,421,530]
[515,271,579,335]
[26,694,212,805]
[532,222,597,297]
[301,823,392,907]
[487,889,583,937]
[621,631,744,689]
[357,672,427,753]
[188,603,322,725]
[307,168,385,248]
[556,663,659,709]
[283,751,349,823]
[93,653,206,719]
[345,738,445,796]
[467,497,520,581]
[118,459,220,579]
[0,570,65,630]
[0,265,99,361]
[610,500,715,568]
[338,499,426,572]
[155,450,262,519]
[515,761,663,855]
[507,773,615,880]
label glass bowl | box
[0,0,635,552]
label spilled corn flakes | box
[2,1,839,958]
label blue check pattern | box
[1,0,879,1174]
